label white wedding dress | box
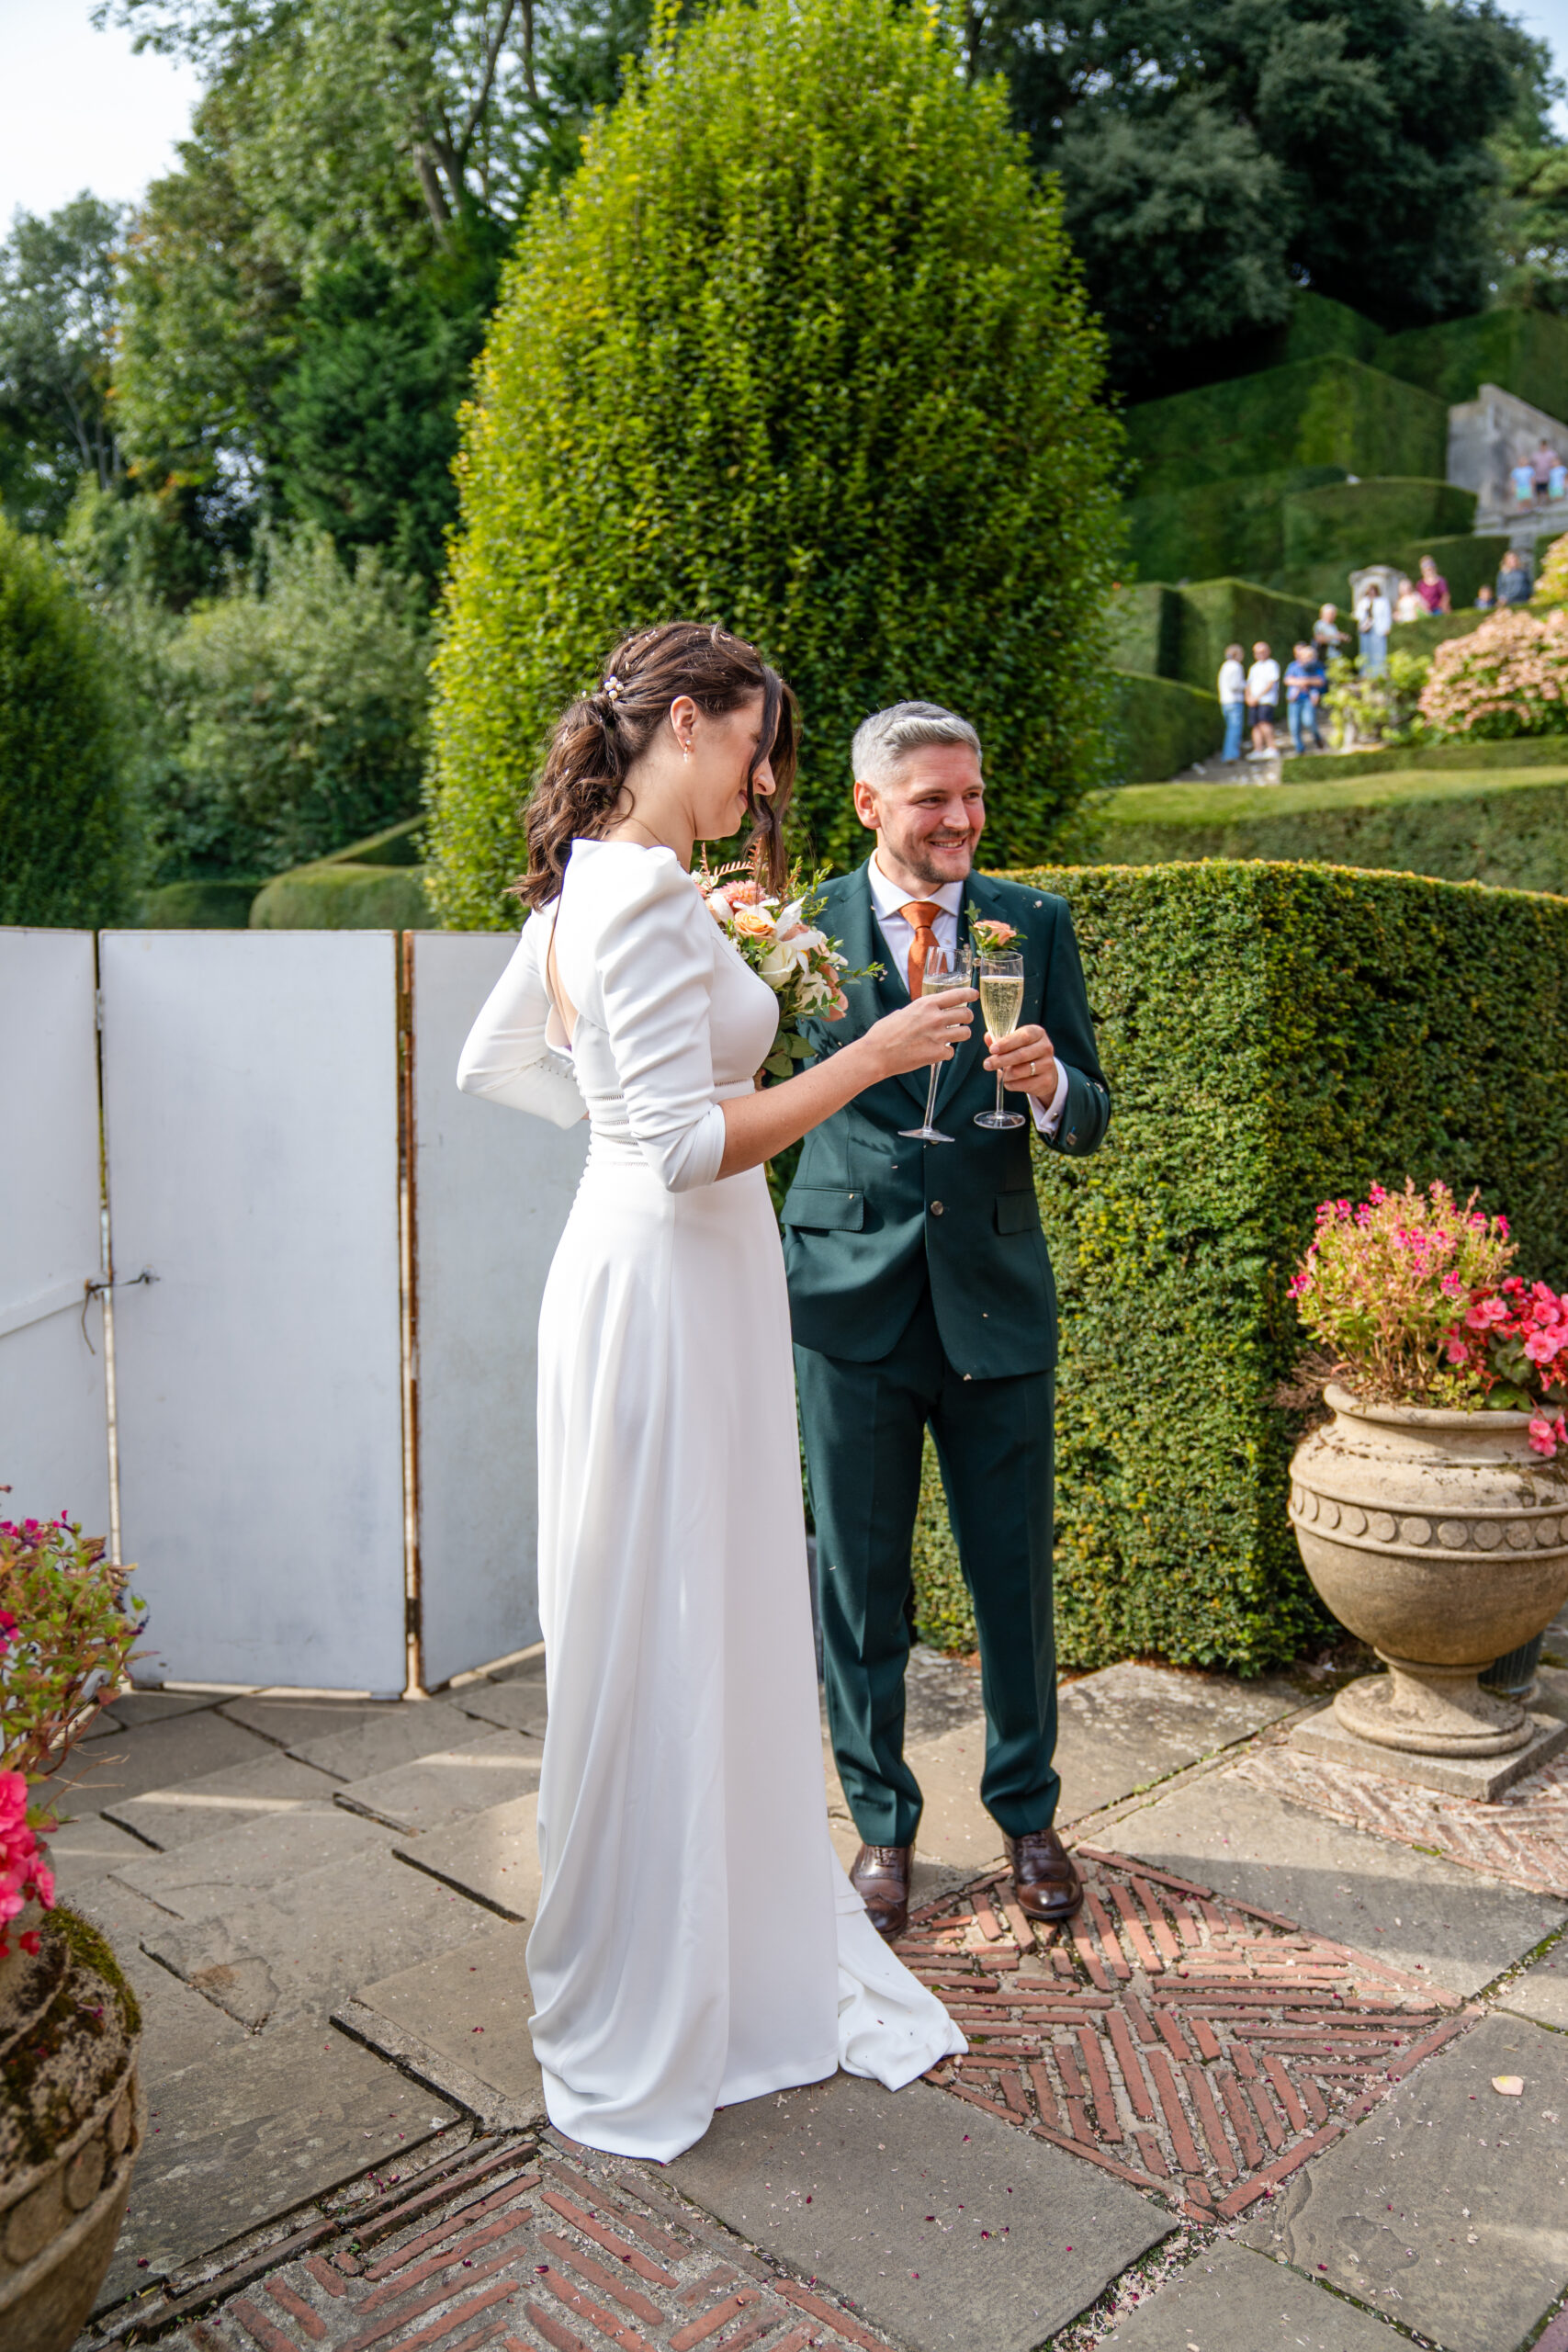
[457,838,964,2160]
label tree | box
[964,0,1541,392]
[144,523,431,881]
[0,197,125,536]
[0,518,133,927]
[426,0,1123,927]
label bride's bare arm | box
[716,986,975,1180]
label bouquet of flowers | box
[1288,1179,1568,1456]
[0,1510,146,1958]
[696,854,880,1080]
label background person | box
[1246,640,1279,757]
[1498,548,1532,605]
[1356,580,1392,673]
[1392,574,1425,626]
[1416,554,1450,615]
[1474,582,1496,611]
[1535,437,1562,503]
[1284,640,1325,754]
[1313,603,1347,658]
[1218,641,1247,762]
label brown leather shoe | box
[850,1843,912,1940]
[1004,1827,1083,1925]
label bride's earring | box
[682,738,693,763]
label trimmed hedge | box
[1125,465,1346,589]
[140,880,261,927]
[915,862,1568,1670]
[1276,535,1511,616]
[1114,671,1222,783]
[1170,580,1318,695]
[1078,767,1568,893]
[1124,356,1448,499]
[249,817,432,929]
[1280,479,1475,571]
[1377,308,1568,418]
[1109,582,1180,679]
[0,518,132,928]
[1292,737,1568,783]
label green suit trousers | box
[796,1281,1060,1849]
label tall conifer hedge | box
[0,519,131,929]
[426,0,1122,925]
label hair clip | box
[602,673,623,702]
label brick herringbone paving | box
[893,1847,1472,2224]
[158,2140,897,2352]
[1235,1740,1568,1897]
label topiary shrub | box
[0,517,132,928]
[1114,671,1222,782]
[426,0,1122,925]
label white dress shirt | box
[867,854,1067,1137]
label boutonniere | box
[968,915,1020,959]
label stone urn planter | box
[0,1900,143,2352]
[1290,1384,1568,1755]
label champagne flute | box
[897,947,967,1144]
[975,952,1027,1131]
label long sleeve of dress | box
[581,852,727,1194]
[456,913,588,1129]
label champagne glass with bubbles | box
[975,952,1027,1131]
[898,947,968,1144]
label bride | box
[457,619,969,2161]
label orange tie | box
[901,900,943,998]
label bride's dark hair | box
[513,620,797,910]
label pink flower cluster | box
[0,1772,53,1959]
[1418,606,1568,739]
[1444,1277,1568,1454]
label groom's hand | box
[985,1023,1057,1101]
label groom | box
[784,702,1110,1939]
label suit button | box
[931,1201,944,1216]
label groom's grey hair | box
[852,701,981,786]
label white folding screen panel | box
[100,933,406,1693]
[0,931,109,1530]
[411,933,587,1688]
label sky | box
[6,0,1568,234]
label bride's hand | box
[859,985,976,1080]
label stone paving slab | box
[1100,2240,1400,2348]
[1292,1706,1568,1802]
[1501,1936,1568,2030]
[394,1790,542,1918]
[111,1805,394,1919]
[337,1920,546,2130]
[1055,1665,1301,1825]
[1239,2010,1568,2352]
[39,1704,275,1817]
[448,1674,550,1738]
[218,1694,413,1751]
[96,2018,458,2313]
[45,1809,152,1889]
[69,1874,251,2083]
[670,2071,1172,2352]
[140,1844,503,2029]
[277,1696,491,1782]
[333,1728,544,1834]
[85,1689,224,1735]
[1237,1741,1568,1903]
[104,1750,345,1849]
[1112,1767,1565,1996]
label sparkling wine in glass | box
[897,948,966,1144]
[975,953,1027,1131]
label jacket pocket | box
[781,1187,867,1232]
[994,1192,1041,1236]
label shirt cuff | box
[1030,1063,1070,1139]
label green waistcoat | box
[781,860,1110,1378]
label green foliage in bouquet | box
[426,0,1122,925]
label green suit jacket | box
[781,860,1110,1378]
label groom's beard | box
[898,840,976,888]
